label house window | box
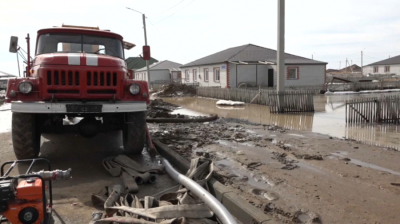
[373,66,379,73]
[385,66,390,73]
[287,67,299,80]
[214,68,220,82]
[185,70,190,82]
[204,69,209,82]
[193,69,197,82]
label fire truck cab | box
[6,25,149,159]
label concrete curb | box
[153,139,278,224]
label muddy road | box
[0,103,176,223]
[150,98,400,223]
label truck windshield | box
[36,33,124,59]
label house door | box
[268,69,274,87]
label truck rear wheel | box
[122,112,146,155]
[12,113,41,160]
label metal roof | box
[136,60,182,72]
[181,44,327,68]
[0,71,16,78]
[38,27,123,40]
[125,57,158,70]
[365,55,400,66]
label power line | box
[155,0,186,16]
[156,0,196,24]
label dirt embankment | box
[150,118,400,224]
[154,84,197,97]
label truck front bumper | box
[11,101,147,113]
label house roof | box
[365,55,400,66]
[0,71,16,78]
[125,57,158,70]
[136,60,182,72]
[181,44,327,68]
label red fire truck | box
[6,25,149,159]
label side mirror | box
[128,70,134,79]
[9,36,18,53]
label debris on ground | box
[292,152,323,160]
[147,99,190,119]
[151,119,263,158]
[102,155,164,193]
[216,100,245,106]
[92,158,219,224]
[155,84,197,97]
[271,152,299,170]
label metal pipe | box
[162,158,237,224]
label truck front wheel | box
[12,113,41,160]
[122,112,146,155]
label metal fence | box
[346,95,400,124]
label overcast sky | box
[1,0,400,75]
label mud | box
[155,84,197,97]
[150,115,400,223]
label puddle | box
[216,159,271,190]
[251,189,279,201]
[331,153,400,176]
[163,93,400,150]
[216,140,237,149]
[0,103,11,133]
[170,108,206,117]
[288,134,305,138]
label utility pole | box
[346,58,348,73]
[339,61,341,70]
[361,51,363,76]
[142,14,151,84]
[126,7,151,84]
[277,0,285,113]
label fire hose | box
[162,158,237,224]
[146,114,218,123]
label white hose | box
[162,158,237,224]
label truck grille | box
[86,72,117,87]
[47,71,80,86]
[44,69,119,97]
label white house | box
[135,60,182,83]
[180,44,327,88]
[363,55,400,76]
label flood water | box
[163,92,400,150]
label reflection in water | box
[163,94,400,150]
[346,124,400,150]
[164,97,314,131]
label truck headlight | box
[129,84,140,95]
[18,81,33,94]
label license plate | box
[66,104,102,113]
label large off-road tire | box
[123,112,146,155]
[11,113,41,160]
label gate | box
[346,96,400,124]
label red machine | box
[6,25,150,160]
[0,159,71,224]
